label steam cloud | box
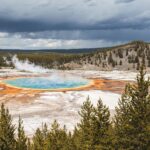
[6,55,49,73]
[3,55,89,84]
[3,56,11,65]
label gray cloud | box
[0,0,149,49]
[0,14,150,33]
[11,29,150,42]
[115,0,135,3]
[0,0,149,33]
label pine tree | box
[108,52,114,66]
[32,123,49,150]
[118,49,123,58]
[77,97,94,149]
[91,99,111,149]
[114,66,150,149]
[75,98,112,149]
[27,139,32,150]
[119,60,122,66]
[0,103,16,150]
[72,127,81,150]
[32,128,45,150]
[16,116,27,150]
[136,57,140,70]
[126,49,128,56]
[142,54,146,68]
[45,120,71,150]
[148,59,150,67]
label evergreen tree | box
[45,120,71,150]
[136,57,140,70]
[126,49,128,56]
[77,97,94,150]
[118,49,123,58]
[91,100,111,149]
[135,55,139,63]
[32,128,45,150]
[27,139,32,150]
[32,123,48,150]
[72,127,82,150]
[16,116,27,150]
[114,66,150,149]
[0,103,16,150]
[75,98,112,150]
[119,60,122,66]
[142,54,146,68]
[148,59,150,67]
[108,52,114,66]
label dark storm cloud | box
[115,0,135,3]
[83,0,97,6]
[0,0,149,49]
[19,29,150,42]
[0,15,150,33]
[0,0,149,33]
[0,17,81,32]
[95,18,150,30]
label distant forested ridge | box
[0,41,150,71]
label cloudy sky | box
[0,0,150,49]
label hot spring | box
[3,76,90,90]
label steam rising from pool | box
[3,55,90,89]
[5,55,49,73]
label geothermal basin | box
[1,69,147,137]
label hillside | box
[63,41,150,71]
[0,41,150,71]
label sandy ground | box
[0,69,149,137]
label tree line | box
[1,41,150,70]
[0,51,81,69]
[0,67,150,149]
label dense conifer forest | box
[0,66,150,149]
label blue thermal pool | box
[4,77,90,90]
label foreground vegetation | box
[0,67,150,150]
